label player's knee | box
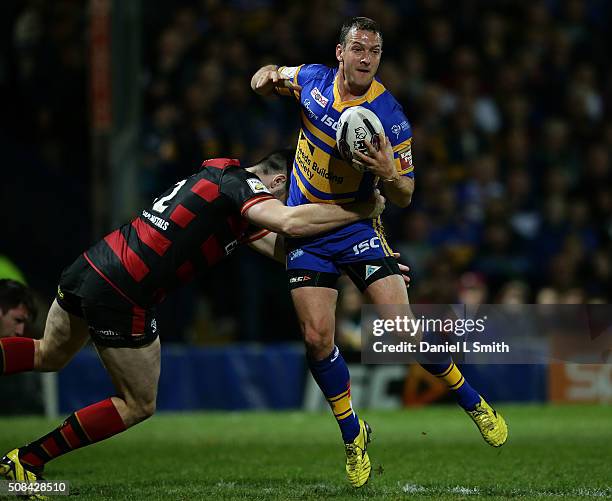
[302,321,334,359]
[131,398,156,424]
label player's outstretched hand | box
[253,67,302,95]
[353,134,399,182]
[392,252,411,287]
[370,189,386,218]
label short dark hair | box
[339,17,382,47]
[0,279,36,320]
[252,148,295,194]
[253,148,295,176]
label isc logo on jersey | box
[320,114,339,131]
[247,178,271,194]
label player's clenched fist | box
[251,64,302,96]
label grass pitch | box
[1,405,610,500]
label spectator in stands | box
[0,280,36,338]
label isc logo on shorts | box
[289,275,311,283]
[352,237,381,255]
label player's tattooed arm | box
[243,190,385,239]
[251,64,302,96]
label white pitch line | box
[402,484,480,495]
[401,484,427,494]
[401,483,611,498]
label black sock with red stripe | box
[18,398,126,468]
[0,337,35,375]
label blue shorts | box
[287,219,393,271]
[286,220,400,291]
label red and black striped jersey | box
[83,158,273,308]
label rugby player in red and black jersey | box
[0,149,386,489]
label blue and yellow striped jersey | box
[277,64,414,207]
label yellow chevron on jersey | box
[331,78,387,113]
[294,129,361,203]
[278,64,414,207]
[301,111,335,148]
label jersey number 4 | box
[152,179,187,213]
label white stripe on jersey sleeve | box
[278,66,299,79]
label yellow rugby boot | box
[0,448,47,500]
[344,419,372,488]
[466,396,508,447]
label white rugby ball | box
[336,106,384,173]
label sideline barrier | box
[55,344,553,413]
[58,344,306,413]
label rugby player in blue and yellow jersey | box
[252,16,508,487]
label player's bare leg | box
[364,275,508,447]
[291,286,372,487]
[291,287,337,360]
[1,327,159,485]
[0,299,90,377]
[35,299,91,371]
[362,273,408,308]
[1,300,90,492]
[95,338,160,427]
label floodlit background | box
[1,1,610,498]
[1,0,610,427]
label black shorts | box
[287,256,401,292]
[56,255,159,348]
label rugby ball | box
[336,106,384,172]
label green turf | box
[1,405,610,500]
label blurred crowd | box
[141,0,612,308]
[1,0,90,299]
[2,0,612,343]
